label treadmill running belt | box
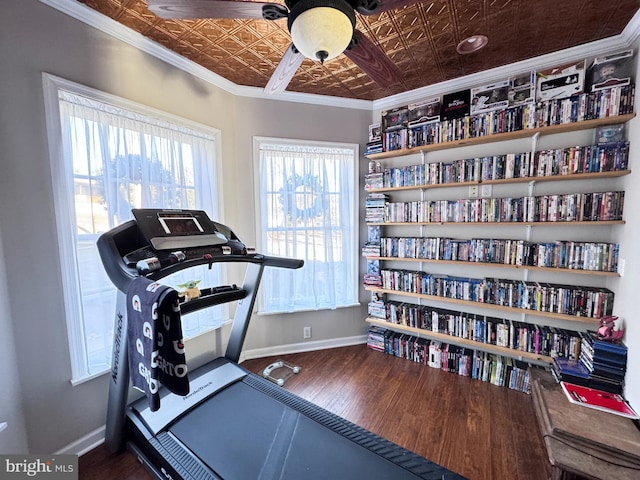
[170,375,464,479]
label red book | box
[560,381,639,419]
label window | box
[43,74,225,383]
[254,138,359,313]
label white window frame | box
[42,73,225,384]
[253,136,360,314]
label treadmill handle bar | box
[261,255,304,270]
[224,255,303,363]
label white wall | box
[0,224,29,454]
[231,96,371,353]
[607,36,640,410]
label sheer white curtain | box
[255,139,359,313]
[46,76,225,382]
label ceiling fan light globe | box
[290,6,354,62]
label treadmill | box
[98,208,466,480]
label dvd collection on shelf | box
[365,142,629,190]
[362,49,635,395]
[376,236,620,273]
[375,49,635,153]
[371,301,585,360]
[364,260,382,288]
[552,331,628,395]
[364,193,388,224]
[377,268,614,319]
[364,172,384,190]
[361,225,382,257]
[379,190,624,224]
[367,325,532,393]
[380,85,634,152]
[580,331,627,393]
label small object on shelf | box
[595,123,625,145]
[440,89,471,120]
[368,122,381,143]
[177,279,202,301]
[380,106,408,132]
[508,71,536,106]
[560,381,639,419]
[536,60,586,101]
[407,97,441,127]
[470,80,510,115]
[597,315,624,341]
[262,360,301,386]
[587,49,634,92]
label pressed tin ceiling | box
[77,0,639,101]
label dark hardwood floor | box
[79,344,553,480]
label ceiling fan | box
[147,0,415,94]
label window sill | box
[256,302,361,316]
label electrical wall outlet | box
[303,326,311,339]
[481,184,492,198]
[469,185,479,198]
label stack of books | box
[365,141,383,155]
[551,356,590,387]
[364,193,387,223]
[578,331,627,394]
[367,291,386,319]
[363,259,382,287]
[366,326,387,352]
[364,173,384,190]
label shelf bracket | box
[525,224,532,244]
[531,131,540,154]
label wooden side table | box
[530,368,640,480]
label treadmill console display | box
[132,209,236,251]
[158,213,205,235]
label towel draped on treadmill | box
[127,277,189,411]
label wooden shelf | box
[366,317,553,364]
[366,220,625,227]
[366,114,635,160]
[366,170,630,194]
[364,256,620,277]
[367,180,479,193]
[483,170,631,186]
[364,286,601,325]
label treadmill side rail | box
[104,292,130,453]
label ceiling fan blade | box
[343,30,404,88]
[356,0,418,15]
[264,45,304,95]
[147,0,281,19]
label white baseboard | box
[66,337,367,456]
[239,335,367,362]
[57,425,105,456]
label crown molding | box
[373,8,640,111]
[39,1,638,113]
[37,0,372,110]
